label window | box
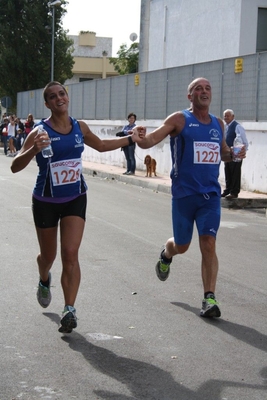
[256,8,267,52]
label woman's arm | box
[11,127,48,173]
[80,120,138,152]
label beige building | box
[65,31,119,84]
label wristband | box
[128,135,134,146]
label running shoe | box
[200,296,221,318]
[155,249,172,281]
[58,305,77,333]
[37,272,52,308]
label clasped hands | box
[129,126,146,143]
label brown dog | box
[144,155,157,177]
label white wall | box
[140,0,267,71]
[82,120,267,194]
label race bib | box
[193,141,220,164]
[50,158,82,186]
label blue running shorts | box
[172,193,221,245]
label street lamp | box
[102,50,108,79]
[48,0,62,82]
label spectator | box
[15,117,25,132]
[16,128,24,151]
[121,113,137,175]
[0,118,9,155]
[15,118,25,150]
[1,112,7,124]
[24,114,34,137]
[222,109,249,199]
[7,116,17,156]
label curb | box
[83,165,267,216]
[82,167,172,195]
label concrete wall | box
[82,120,267,194]
[139,0,267,72]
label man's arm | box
[221,138,233,162]
[134,111,185,149]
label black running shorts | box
[32,194,87,228]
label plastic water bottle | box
[233,133,243,162]
[39,125,53,158]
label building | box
[65,31,119,84]
[139,0,267,72]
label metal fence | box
[17,52,267,122]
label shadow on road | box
[172,302,267,353]
[43,312,267,400]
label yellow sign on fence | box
[134,74,140,86]
[235,58,243,73]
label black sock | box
[40,278,50,287]
[161,250,172,262]
[204,291,215,299]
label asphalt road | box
[0,154,267,400]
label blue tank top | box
[33,117,87,199]
[170,110,223,199]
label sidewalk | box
[82,160,172,194]
[82,160,267,214]
[1,144,266,212]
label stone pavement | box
[82,160,267,215]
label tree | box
[0,0,74,106]
[109,42,139,75]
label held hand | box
[132,126,146,142]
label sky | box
[62,0,141,56]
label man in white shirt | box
[222,109,248,199]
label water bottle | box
[233,133,243,162]
[39,124,53,158]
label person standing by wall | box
[133,77,246,318]
[222,109,249,199]
[11,81,142,334]
[24,114,35,138]
[15,117,25,151]
[0,117,9,155]
[121,112,137,175]
[16,128,24,151]
[7,116,17,156]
